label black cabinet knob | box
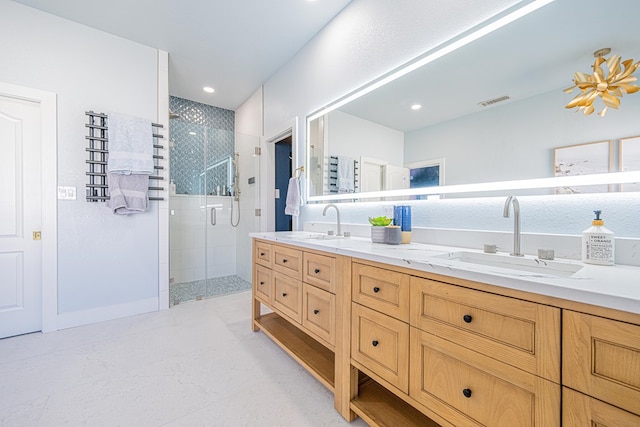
[463,315,473,323]
[282,259,288,263]
[282,292,287,297]
[373,287,380,293]
[259,281,264,285]
[314,268,320,274]
[260,252,265,256]
[372,340,379,347]
[462,388,472,398]
[313,309,319,315]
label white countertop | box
[251,231,640,315]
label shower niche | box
[168,97,249,306]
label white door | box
[0,94,42,338]
[384,164,410,190]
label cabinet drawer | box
[272,245,303,280]
[410,276,560,382]
[254,264,272,303]
[563,310,640,416]
[272,271,302,323]
[352,263,410,322]
[410,328,560,427]
[303,252,336,293]
[302,283,335,347]
[563,387,640,427]
[351,303,409,393]
[254,240,272,268]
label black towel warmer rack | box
[85,110,165,202]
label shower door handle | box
[211,207,217,226]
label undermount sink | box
[303,233,344,240]
[435,251,583,277]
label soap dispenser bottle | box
[582,210,615,265]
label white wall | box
[327,110,403,165]
[252,0,640,260]
[0,1,161,326]
[405,89,640,185]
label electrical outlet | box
[57,186,76,200]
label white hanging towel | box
[285,176,302,216]
[337,156,355,193]
[107,112,154,175]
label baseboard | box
[54,297,159,331]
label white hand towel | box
[106,172,149,215]
[285,177,302,216]
[337,156,355,193]
[107,112,154,175]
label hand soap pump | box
[582,210,615,265]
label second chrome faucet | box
[503,195,523,257]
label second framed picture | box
[554,140,612,193]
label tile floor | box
[0,291,368,427]
[169,275,252,307]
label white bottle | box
[582,210,615,265]
[170,179,176,196]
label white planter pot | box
[371,226,386,243]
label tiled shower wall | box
[169,96,235,195]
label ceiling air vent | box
[478,95,510,107]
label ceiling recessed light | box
[203,86,215,93]
[411,104,422,110]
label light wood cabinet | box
[410,276,560,382]
[352,263,410,322]
[254,240,272,268]
[410,328,560,427]
[254,264,272,303]
[302,282,336,346]
[563,387,640,426]
[252,240,351,419]
[272,244,302,280]
[304,252,336,293]
[252,238,640,427]
[272,271,302,323]
[563,310,640,416]
[351,303,409,393]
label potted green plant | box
[368,216,392,243]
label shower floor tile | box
[170,275,251,306]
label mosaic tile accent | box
[169,96,235,195]
[169,275,251,306]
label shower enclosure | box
[168,98,257,305]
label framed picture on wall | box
[620,136,640,192]
[553,140,611,193]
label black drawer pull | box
[372,340,379,347]
[282,292,287,297]
[313,309,319,315]
[314,268,320,274]
[259,281,265,285]
[462,388,472,398]
[463,315,473,323]
[260,252,265,256]
[282,259,288,263]
[373,287,380,293]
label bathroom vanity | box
[251,232,640,426]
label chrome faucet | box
[322,203,341,236]
[503,195,523,257]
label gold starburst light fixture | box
[564,48,640,117]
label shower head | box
[169,110,181,119]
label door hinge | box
[255,209,262,217]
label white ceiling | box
[11,0,352,110]
[339,0,640,131]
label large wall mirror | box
[306,0,640,202]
